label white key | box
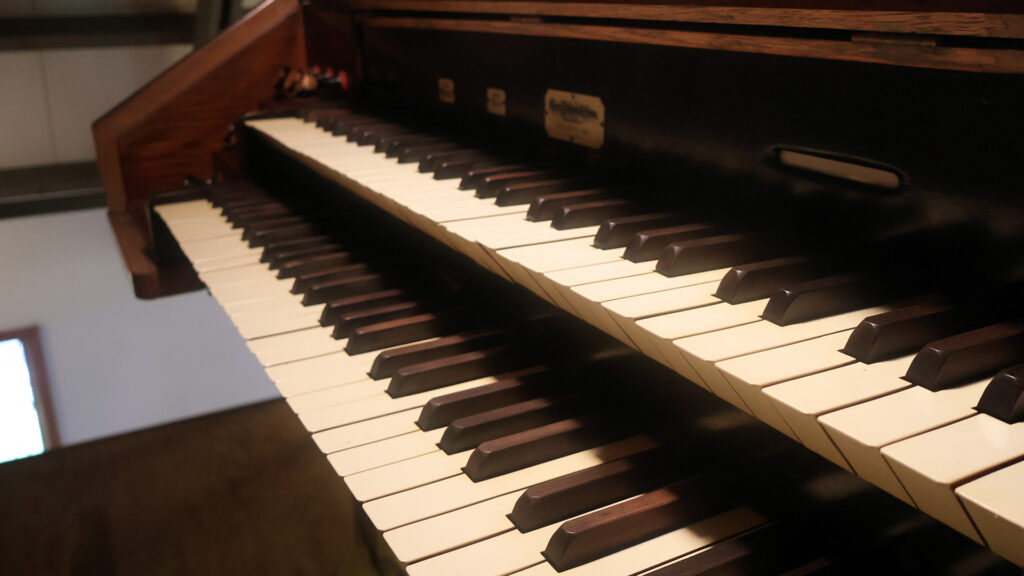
[818,379,987,504]
[198,263,284,287]
[346,449,471,502]
[298,367,545,432]
[715,331,856,438]
[589,272,724,344]
[763,356,913,469]
[882,414,1024,542]
[286,378,384,413]
[633,300,767,375]
[956,460,1024,566]
[407,519,557,576]
[154,199,221,223]
[328,428,446,477]
[312,407,422,453]
[542,260,658,315]
[492,239,628,304]
[246,326,346,367]
[178,235,260,265]
[384,491,523,564]
[363,435,656,531]
[672,307,889,411]
[267,348,385,396]
[569,269,730,345]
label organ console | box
[94,1,1024,573]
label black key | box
[396,142,461,164]
[379,134,443,155]
[460,164,531,190]
[349,123,404,143]
[387,344,535,398]
[761,272,881,326]
[345,122,396,141]
[656,233,775,277]
[419,149,486,173]
[622,223,716,262]
[842,302,956,363]
[904,322,1024,391]
[551,199,634,230]
[369,328,508,380]
[495,178,594,206]
[291,263,371,294]
[714,255,824,304]
[332,301,425,339]
[277,251,354,279]
[416,373,552,430]
[434,158,503,180]
[477,170,558,198]
[463,417,621,481]
[228,204,292,227]
[440,395,579,454]
[543,477,733,571]
[265,238,341,268]
[261,234,335,264]
[345,309,476,354]
[250,223,316,247]
[240,215,306,242]
[218,197,276,214]
[303,273,388,305]
[509,448,693,532]
[525,190,607,222]
[319,289,408,327]
[330,117,386,136]
[976,364,1024,423]
[593,213,680,250]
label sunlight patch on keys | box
[818,379,987,504]
[672,307,888,411]
[882,414,1024,542]
[363,435,656,531]
[956,460,1024,566]
[763,356,913,469]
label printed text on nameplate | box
[544,89,604,149]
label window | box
[0,327,58,464]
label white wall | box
[0,44,193,169]
[0,208,276,446]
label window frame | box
[0,326,60,450]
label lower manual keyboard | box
[154,179,1020,573]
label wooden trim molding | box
[347,1,1024,39]
[362,16,1024,74]
[0,326,59,450]
[92,0,307,298]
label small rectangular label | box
[438,78,455,104]
[544,89,604,149]
[486,87,507,116]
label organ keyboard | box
[96,0,1024,572]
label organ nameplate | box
[438,78,455,104]
[544,89,604,149]
[487,88,507,116]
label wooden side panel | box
[93,0,308,298]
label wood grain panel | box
[362,16,1024,73]
[93,0,307,298]
[346,1,1024,38]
